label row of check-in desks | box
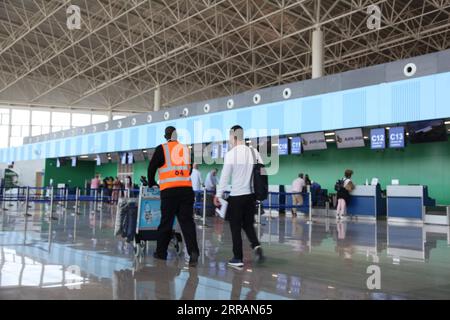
[347,185,440,223]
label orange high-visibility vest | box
[158,141,192,191]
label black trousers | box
[157,189,199,258]
[227,194,261,260]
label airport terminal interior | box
[1,1,450,301]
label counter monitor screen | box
[290,137,302,154]
[278,138,288,155]
[389,127,405,148]
[370,128,386,149]
[407,120,448,144]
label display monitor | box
[301,132,327,151]
[278,138,288,155]
[221,142,229,158]
[290,137,302,155]
[211,143,219,159]
[407,120,448,144]
[389,127,405,148]
[370,128,386,149]
[336,128,365,149]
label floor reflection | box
[1,203,450,300]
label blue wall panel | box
[3,72,450,162]
[343,91,366,128]
[391,81,421,123]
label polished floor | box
[0,200,450,300]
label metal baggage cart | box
[133,186,182,258]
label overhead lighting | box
[272,143,279,147]
[80,155,89,159]
[325,132,335,136]
[386,127,391,130]
[108,157,112,160]
[364,136,369,140]
[445,121,450,125]
[246,140,251,144]
[188,145,193,149]
[326,139,335,143]
[288,137,293,140]
[143,150,147,153]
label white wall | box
[0,159,45,187]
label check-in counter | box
[386,185,436,223]
[347,185,385,219]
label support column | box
[108,111,113,121]
[311,28,324,79]
[153,86,161,112]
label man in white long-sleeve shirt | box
[214,125,265,268]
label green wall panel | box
[44,140,450,204]
[95,162,118,180]
[44,159,96,188]
[200,141,450,205]
[132,160,149,185]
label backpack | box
[334,179,345,192]
[250,148,268,201]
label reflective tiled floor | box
[1,201,450,300]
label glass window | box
[0,108,9,125]
[1,114,9,125]
[51,112,70,127]
[11,109,30,126]
[52,126,62,133]
[0,126,8,148]
[32,111,50,126]
[92,114,108,124]
[42,126,50,134]
[11,125,22,137]
[71,113,91,127]
[31,126,42,136]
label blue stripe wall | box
[1,71,450,163]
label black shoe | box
[153,252,167,261]
[227,258,244,269]
[188,252,199,267]
[254,246,265,263]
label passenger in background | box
[205,168,219,193]
[304,174,312,190]
[102,177,110,203]
[205,168,219,216]
[124,175,133,197]
[336,169,355,220]
[90,174,101,199]
[112,177,121,204]
[291,173,305,218]
[190,163,203,217]
[107,177,114,202]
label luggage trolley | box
[134,186,183,258]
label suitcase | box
[133,187,182,259]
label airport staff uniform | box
[148,141,199,259]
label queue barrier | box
[1,186,313,223]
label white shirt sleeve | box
[216,154,232,199]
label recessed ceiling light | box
[325,132,335,136]
[80,155,88,159]
[326,139,335,143]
